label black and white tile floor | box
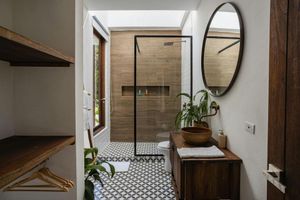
[95,142,176,200]
[99,142,164,162]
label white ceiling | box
[103,11,186,29]
[85,0,202,10]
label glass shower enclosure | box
[134,35,193,156]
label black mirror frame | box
[201,2,244,97]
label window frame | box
[93,28,106,134]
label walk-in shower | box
[134,35,193,156]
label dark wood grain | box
[170,133,241,200]
[268,0,288,198]
[0,26,74,66]
[285,0,300,199]
[0,136,75,188]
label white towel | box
[177,145,225,158]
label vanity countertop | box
[170,132,242,162]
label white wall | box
[181,35,192,110]
[12,0,75,135]
[83,9,111,152]
[182,0,269,199]
[0,61,14,140]
[0,0,14,140]
[0,0,13,28]
[76,0,84,198]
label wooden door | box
[268,0,300,199]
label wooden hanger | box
[39,168,74,188]
[4,168,72,192]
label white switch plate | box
[245,121,255,134]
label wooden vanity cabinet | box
[170,133,242,200]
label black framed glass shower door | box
[134,35,193,156]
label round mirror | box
[201,2,244,96]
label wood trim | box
[268,0,288,199]
[93,28,106,134]
[100,34,106,128]
[0,26,74,66]
[0,136,75,188]
[285,0,300,198]
[9,62,70,67]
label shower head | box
[163,40,186,46]
[164,42,175,46]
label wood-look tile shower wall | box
[111,31,182,142]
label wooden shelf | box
[0,136,75,188]
[0,26,74,66]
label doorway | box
[267,0,300,199]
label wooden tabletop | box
[171,132,242,162]
[0,136,75,188]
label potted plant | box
[175,89,219,145]
[84,148,115,200]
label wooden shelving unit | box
[0,26,74,66]
[0,136,75,188]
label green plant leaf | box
[84,147,115,198]
[176,92,191,98]
[88,169,100,177]
[84,148,98,158]
[84,180,94,200]
[175,89,219,128]
[175,110,183,129]
[85,158,94,166]
[86,164,111,177]
[99,161,116,178]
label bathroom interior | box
[0,0,299,200]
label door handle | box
[263,164,286,193]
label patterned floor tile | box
[95,142,175,200]
[99,142,164,162]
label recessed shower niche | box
[122,86,170,96]
[110,31,192,156]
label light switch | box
[245,121,255,134]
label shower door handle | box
[263,164,286,193]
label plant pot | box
[181,127,212,145]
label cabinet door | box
[184,162,239,200]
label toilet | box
[157,141,171,172]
